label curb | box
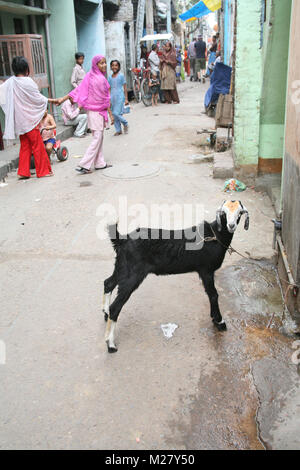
[0,156,19,181]
[0,124,74,181]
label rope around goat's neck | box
[197,223,263,262]
[209,224,261,261]
[209,224,232,252]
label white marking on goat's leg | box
[213,318,227,331]
[103,292,111,315]
[105,318,118,353]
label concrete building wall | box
[223,0,235,66]
[0,3,31,35]
[282,0,300,293]
[105,21,126,70]
[47,0,77,99]
[233,0,262,175]
[258,0,291,173]
[75,0,106,72]
[104,0,135,87]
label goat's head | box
[216,200,249,233]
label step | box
[255,174,282,217]
[213,149,234,179]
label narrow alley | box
[0,80,298,450]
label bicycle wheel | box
[133,79,141,103]
[141,78,152,107]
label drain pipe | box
[42,0,58,120]
[276,234,297,296]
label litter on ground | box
[161,323,178,339]
[223,178,247,192]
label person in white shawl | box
[0,56,55,178]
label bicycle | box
[130,65,158,107]
[130,67,142,103]
[140,66,152,107]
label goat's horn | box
[216,202,225,232]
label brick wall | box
[113,0,134,22]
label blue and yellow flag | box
[179,0,221,22]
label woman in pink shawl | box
[57,55,114,174]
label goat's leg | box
[105,275,145,353]
[199,271,227,331]
[103,272,118,321]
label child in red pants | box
[18,126,52,178]
[0,56,55,179]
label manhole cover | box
[101,162,160,180]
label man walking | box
[195,35,207,83]
[187,37,196,82]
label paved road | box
[0,81,299,450]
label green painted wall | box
[259,0,291,160]
[0,13,30,35]
[234,0,262,169]
[47,0,77,100]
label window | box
[14,18,25,35]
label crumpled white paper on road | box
[161,323,178,339]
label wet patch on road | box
[166,259,298,450]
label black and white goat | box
[103,200,249,352]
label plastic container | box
[123,104,131,114]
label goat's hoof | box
[213,320,227,331]
[103,310,108,322]
[106,341,118,353]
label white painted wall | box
[104,20,135,89]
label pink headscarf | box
[69,55,110,121]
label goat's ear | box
[242,206,249,230]
[244,213,250,231]
[216,202,225,231]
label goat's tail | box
[107,222,124,251]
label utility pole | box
[146,0,154,35]
[136,0,146,65]
[166,0,171,33]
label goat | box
[103,200,249,353]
